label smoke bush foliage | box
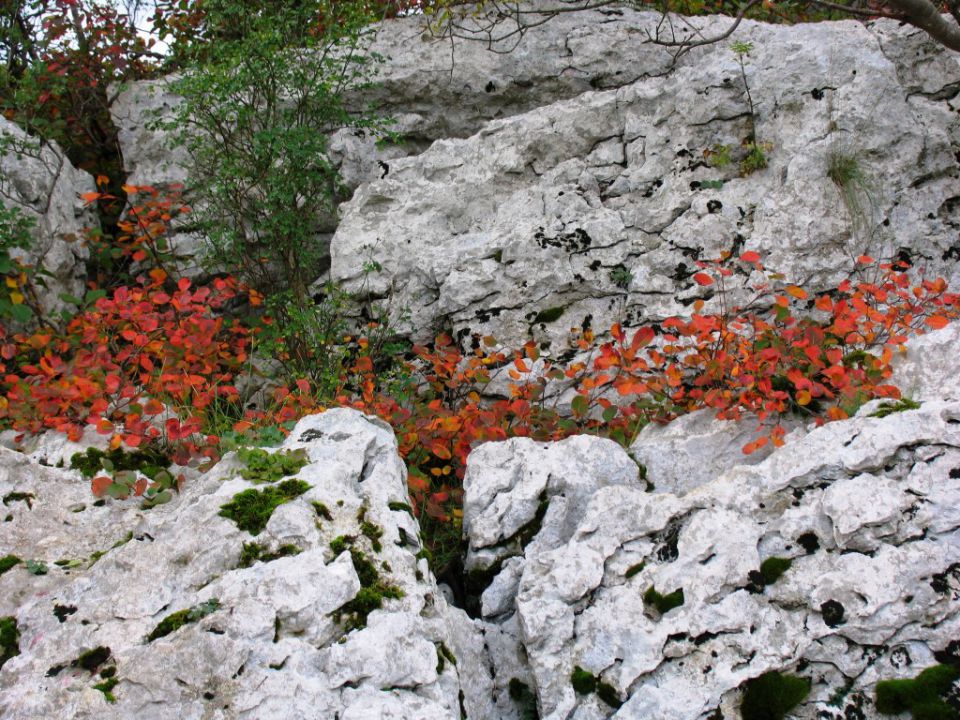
[163,0,389,303]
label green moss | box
[218,479,311,535]
[740,671,811,720]
[644,586,685,614]
[93,676,119,703]
[759,557,793,586]
[0,554,21,575]
[332,547,403,631]
[330,535,353,556]
[0,616,20,670]
[360,521,384,552]
[70,447,170,479]
[740,143,769,176]
[625,562,645,579]
[312,501,333,520]
[534,306,565,324]
[73,646,111,672]
[509,678,540,719]
[597,680,624,709]
[238,542,300,568]
[388,501,413,514]
[237,447,308,484]
[571,666,597,694]
[871,397,922,418]
[146,599,220,642]
[875,664,960,718]
[24,559,48,575]
[436,642,457,674]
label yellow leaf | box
[10,291,24,305]
[5,277,17,289]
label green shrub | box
[237,448,308,484]
[875,664,960,718]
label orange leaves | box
[925,314,950,330]
[693,272,714,286]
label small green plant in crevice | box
[237,542,301,569]
[827,147,876,237]
[740,143,769,175]
[330,537,403,631]
[870,397,921,418]
[93,674,119,703]
[388,501,413,514]
[643,585,685,615]
[570,665,623,709]
[2,491,34,508]
[875,663,960,719]
[706,143,733,169]
[237,447,308,484]
[0,616,20,670]
[509,678,540,720]
[534,306,565,324]
[0,554,21,575]
[70,447,171,479]
[146,599,220,642]
[610,265,634,290]
[739,670,811,720]
[24,559,48,575]
[360,521,384,553]
[625,562,645,579]
[312,501,333,520]
[219,479,311,535]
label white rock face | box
[332,14,960,348]
[0,409,492,720]
[0,117,94,317]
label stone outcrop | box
[331,13,960,348]
[462,396,960,720]
[0,117,94,318]
[0,409,490,720]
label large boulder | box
[462,398,960,719]
[0,118,94,318]
[332,14,960,348]
[0,409,492,720]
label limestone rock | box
[463,401,960,719]
[332,15,960,348]
[0,117,94,318]
[0,409,491,720]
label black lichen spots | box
[485,80,496,93]
[811,88,825,100]
[298,428,324,443]
[644,586,685,615]
[2,491,34,509]
[534,227,592,253]
[747,557,793,592]
[218,479,311,535]
[531,306,565,324]
[797,532,820,555]
[672,262,695,283]
[0,616,19,670]
[820,599,846,628]
[509,678,539,719]
[934,641,960,665]
[707,199,723,214]
[875,664,960,719]
[146,599,220,642]
[949,468,960,480]
[0,554,21,575]
[931,563,960,595]
[72,645,111,672]
[53,604,77,623]
[739,671,810,720]
[654,519,684,562]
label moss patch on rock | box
[219,479,311,535]
[146,599,220,642]
[644,585,685,615]
[570,665,622,708]
[0,616,20,670]
[740,671,811,720]
[238,542,301,568]
[0,554,21,575]
[875,664,960,719]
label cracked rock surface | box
[0,409,490,720]
[0,117,94,318]
[460,329,960,719]
[332,13,960,348]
